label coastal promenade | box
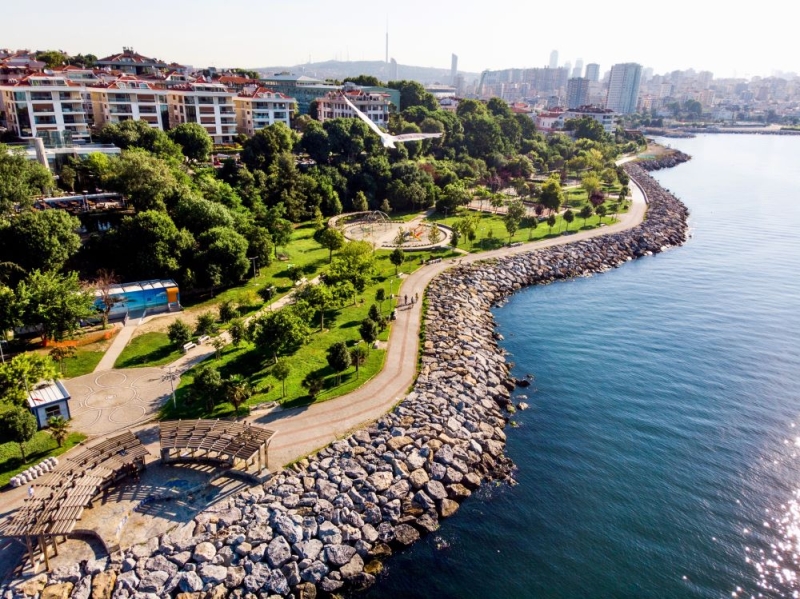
[254,178,647,467]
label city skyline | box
[2,0,796,80]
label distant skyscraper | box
[572,59,584,79]
[605,62,642,114]
[390,58,398,80]
[585,63,600,82]
[567,77,590,109]
[549,50,558,69]
[451,54,458,86]
[563,61,571,77]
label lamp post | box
[0,339,6,364]
[164,365,178,409]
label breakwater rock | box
[24,165,688,599]
[637,151,692,171]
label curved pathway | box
[252,178,647,467]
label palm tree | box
[47,416,70,447]
[224,375,252,420]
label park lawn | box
[61,349,104,378]
[432,205,626,253]
[0,432,86,488]
[159,252,427,420]
[114,332,182,369]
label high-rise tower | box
[549,50,558,69]
[585,63,600,82]
[451,54,458,86]
[605,63,642,114]
[567,77,590,109]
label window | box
[45,405,62,420]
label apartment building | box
[166,82,237,144]
[0,74,90,142]
[90,76,169,129]
[315,88,391,126]
[234,87,296,135]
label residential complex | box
[234,87,296,135]
[315,87,391,125]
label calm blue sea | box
[362,134,800,598]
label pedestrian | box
[411,296,415,305]
[404,294,408,305]
[415,292,419,303]
[28,485,34,499]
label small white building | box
[27,380,72,429]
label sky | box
[3,0,796,80]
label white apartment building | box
[234,87,296,135]
[90,77,169,129]
[167,82,237,144]
[315,89,391,126]
[0,74,91,143]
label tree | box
[564,117,609,142]
[353,191,369,212]
[547,214,557,234]
[387,80,438,111]
[539,176,564,215]
[35,50,67,68]
[490,193,505,214]
[16,270,96,342]
[49,345,77,376]
[248,309,309,358]
[579,205,593,227]
[0,406,37,462]
[526,214,538,240]
[168,319,192,349]
[375,288,386,313]
[359,318,379,354]
[229,319,246,347]
[272,359,291,397]
[219,301,237,323]
[193,364,222,412]
[596,205,607,223]
[0,145,53,215]
[109,211,193,281]
[0,285,19,338]
[350,345,368,379]
[94,270,123,329]
[303,284,336,331]
[211,336,226,359]
[327,241,375,292]
[168,123,213,162]
[563,209,575,232]
[195,227,250,289]
[503,201,526,243]
[223,375,251,419]
[241,123,297,172]
[0,210,81,275]
[104,149,181,211]
[428,223,442,245]
[195,312,217,336]
[302,373,324,399]
[390,248,405,275]
[380,198,392,214]
[0,353,58,406]
[581,173,602,200]
[47,415,69,447]
[314,227,345,263]
[326,341,352,385]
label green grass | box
[114,332,182,369]
[429,198,628,252]
[158,251,427,420]
[0,432,86,488]
[60,350,104,378]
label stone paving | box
[63,368,173,438]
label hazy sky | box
[3,0,795,79]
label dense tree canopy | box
[169,123,213,162]
[0,146,54,214]
[0,210,81,275]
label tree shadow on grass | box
[116,344,176,368]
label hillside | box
[255,59,479,85]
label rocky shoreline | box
[636,151,692,171]
[17,163,689,599]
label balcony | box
[30,93,52,101]
[109,107,133,115]
[138,106,157,114]
[219,107,235,115]
[32,104,55,114]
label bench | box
[182,342,197,353]
[197,335,211,344]
[509,242,523,247]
